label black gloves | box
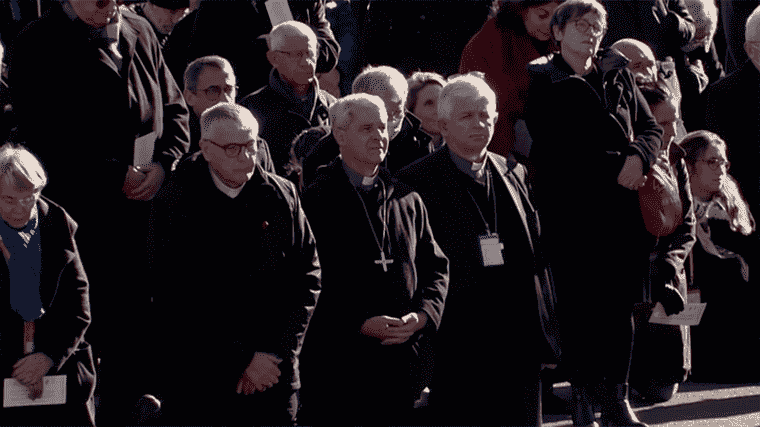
[658,283,686,316]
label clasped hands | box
[360,312,428,345]
[122,162,165,201]
[12,352,53,400]
[236,352,282,395]
[617,155,648,190]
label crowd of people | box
[0,0,756,425]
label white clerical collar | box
[209,166,244,198]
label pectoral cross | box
[375,251,394,272]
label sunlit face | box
[201,120,257,188]
[440,95,497,158]
[272,35,318,87]
[616,43,657,83]
[0,181,40,230]
[370,86,405,141]
[690,142,728,196]
[523,2,560,41]
[683,3,716,52]
[413,83,443,136]
[335,103,389,169]
[186,66,237,118]
[651,97,679,145]
[554,12,605,59]
[69,0,118,28]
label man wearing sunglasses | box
[148,102,321,425]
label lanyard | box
[465,166,498,235]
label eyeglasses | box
[204,139,256,157]
[275,50,317,62]
[200,84,237,99]
[572,19,604,36]
[0,192,40,209]
[699,158,730,171]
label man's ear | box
[552,25,563,43]
[438,118,449,137]
[492,111,499,126]
[266,50,278,68]
[333,128,347,147]
[745,41,757,62]
[184,88,197,109]
[199,138,212,159]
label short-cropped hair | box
[200,103,259,139]
[268,21,317,52]
[184,55,234,93]
[406,71,446,112]
[746,4,760,42]
[550,0,607,46]
[329,94,387,131]
[352,65,409,99]
[438,73,497,121]
[0,143,47,192]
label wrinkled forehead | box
[203,119,257,143]
[280,33,318,51]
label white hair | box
[0,143,47,192]
[200,103,259,139]
[747,4,760,42]
[329,94,387,131]
[437,74,497,121]
[267,20,317,52]
[684,0,718,35]
[351,65,409,99]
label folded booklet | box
[649,302,707,326]
[3,375,66,408]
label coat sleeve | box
[628,76,664,174]
[34,214,91,371]
[650,158,696,298]
[151,29,191,173]
[411,193,449,332]
[661,0,696,51]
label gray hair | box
[438,74,497,121]
[267,21,317,51]
[0,144,47,192]
[183,55,234,93]
[329,94,387,131]
[200,103,259,139]
[747,4,760,42]
[352,65,409,99]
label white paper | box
[134,131,157,168]
[649,302,707,326]
[3,375,66,408]
[265,0,294,26]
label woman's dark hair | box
[405,71,446,113]
[491,0,562,30]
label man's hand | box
[12,353,53,400]
[659,284,686,316]
[381,312,429,345]
[236,352,282,395]
[123,162,165,201]
[360,315,405,340]
[617,155,647,190]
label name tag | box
[479,233,504,267]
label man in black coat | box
[397,74,560,426]
[149,102,320,425]
[8,1,190,421]
[298,94,448,425]
[240,21,335,178]
[164,0,339,97]
[292,65,433,191]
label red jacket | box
[459,18,552,157]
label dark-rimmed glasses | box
[203,139,256,158]
[572,19,604,36]
[200,84,237,99]
[275,50,317,62]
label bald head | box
[612,38,657,83]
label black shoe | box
[571,383,598,427]
[599,384,648,427]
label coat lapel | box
[488,152,535,253]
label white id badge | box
[479,233,504,266]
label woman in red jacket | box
[459,0,561,158]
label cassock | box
[299,159,448,424]
[148,153,321,425]
[397,145,560,426]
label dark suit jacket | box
[9,3,190,217]
[0,197,95,426]
[149,153,321,421]
[398,147,560,379]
